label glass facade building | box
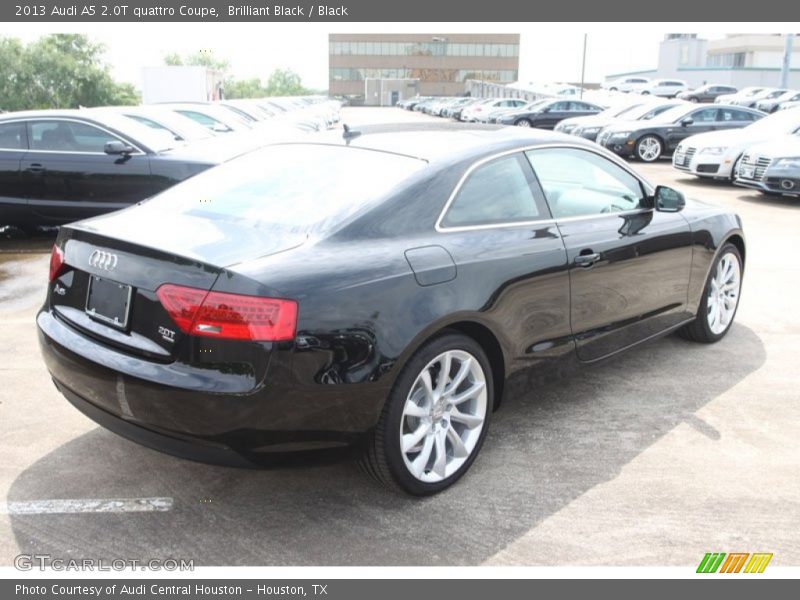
[328,34,521,100]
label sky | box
[2,23,789,90]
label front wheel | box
[635,135,663,162]
[360,333,493,495]
[677,243,743,343]
[515,118,532,128]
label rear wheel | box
[678,243,743,343]
[689,96,699,103]
[360,333,493,495]
[515,118,532,128]
[636,135,663,162]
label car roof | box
[307,122,590,164]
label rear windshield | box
[139,144,426,233]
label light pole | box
[780,34,794,89]
[580,34,588,99]
[432,36,448,96]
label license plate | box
[740,165,755,179]
[85,275,133,330]
[675,152,686,165]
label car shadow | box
[7,324,765,566]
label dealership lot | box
[1,107,798,566]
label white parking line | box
[0,497,173,515]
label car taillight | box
[49,244,66,282]
[156,284,297,342]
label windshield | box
[602,103,644,118]
[93,112,183,152]
[138,145,427,234]
[647,104,694,123]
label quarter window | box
[0,122,26,150]
[29,120,125,153]
[526,148,645,219]
[442,154,548,228]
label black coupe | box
[0,110,254,229]
[38,124,746,495]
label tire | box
[609,87,618,91]
[360,332,494,495]
[689,96,699,103]
[729,154,743,183]
[515,118,532,128]
[635,135,663,162]
[641,91,651,95]
[677,243,743,343]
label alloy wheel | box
[637,137,662,161]
[399,350,487,483]
[515,119,531,128]
[707,252,741,335]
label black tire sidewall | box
[382,333,494,496]
[695,243,743,342]
[515,118,532,127]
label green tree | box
[163,50,230,73]
[264,68,310,96]
[224,77,267,99]
[0,34,138,111]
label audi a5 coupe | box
[38,124,746,495]
[0,110,255,228]
[597,104,765,162]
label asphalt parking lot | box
[1,106,798,567]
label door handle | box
[25,163,45,173]
[574,252,601,267]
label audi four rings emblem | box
[89,250,118,271]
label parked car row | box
[672,107,800,199]
[0,97,342,228]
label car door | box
[0,120,29,225]
[538,101,571,129]
[525,147,693,361]
[665,107,721,151]
[21,119,155,223]
[435,152,574,381]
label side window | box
[526,148,645,219]
[0,122,26,150]
[691,108,720,122]
[441,154,548,228]
[719,109,753,122]
[29,120,125,152]
[551,102,569,111]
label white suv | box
[633,79,689,98]
[601,77,651,92]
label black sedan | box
[38,125,746,495]
[597,104,765,162]
[498,99,604,129]
[0,110,254,228]
[676,84,738,103]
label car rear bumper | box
[38,309,387,461]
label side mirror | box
[212,123,231,133]
[654,185,685,212]
[680,117,694,127]
[104,141,135,155]
[541,106,551,113]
